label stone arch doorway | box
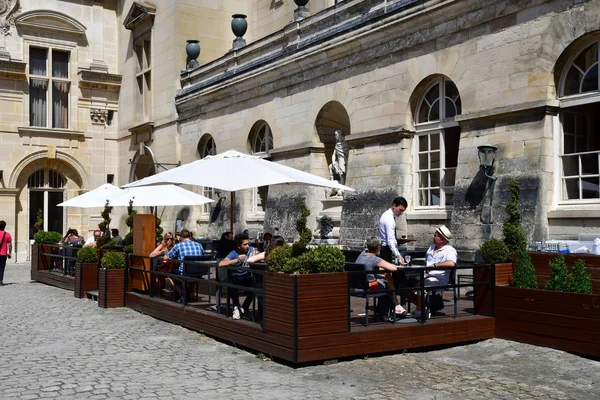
[315,101,351,165]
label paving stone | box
[1,263,599,399]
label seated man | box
[111,228,123,247]
[83,230,102,248]
[218,233,256,320]
[406,225,457,317]
[164,229,205,300]
[355,236,403,322]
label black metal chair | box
[425,268,458,318]
[182,255,214,303]
[344,262,395,327]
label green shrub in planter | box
[33,231,63,244]
[101,252,126,269]
[545,254,570,292]
[479,238,511,264]
[502,180,528,255]
[513,250,537,289]
[568,259,592,294]
[76,247,98,263]
[100,238,118,250]
[123,244,134,254]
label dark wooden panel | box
[495,307,600,332]
[264,293,293,310]
[264,282,295,299]
[297,307,348,324]
[32,270,75,291]
[297,296,348,311]
[264,304,294,324]
[496,328,600,358]
[264,272,295,287]
[296,285,347,299]
[263,317,294,336]
[473,267,493,316]
[296,272,347,287]
[298,316,495,349]
[496,317,600,344]
[495,262,513,286]
[298,321,495,362]
[297,319,348,336]
[126,293,295,360]
[495,286,599,308]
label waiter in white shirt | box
[378,196,408,264]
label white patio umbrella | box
[123,149,355,232]
[57,183,122,208]
[57,184,213,208]
[123,149,354,192]
[109,184,213,207]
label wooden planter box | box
[495,286,600,357]
[31,244,39,272]
[98,268,125,308]
[263,271,349,363]
[522,252,600,294]
[74,262,100,299]
[472,263,512,316]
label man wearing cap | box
[378,196,408,264]
[406,225,457,317]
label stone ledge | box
[270,142,325,159]
[406,210,452,220]
[17,126,85,139]
[547,208,600,219]
[345,126,414,147]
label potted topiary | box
[261,202,348,337]
[479,238,512,285]
[98,251,126,308]
[31,231,63,273]
[74,247,100,299]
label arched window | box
[250,121,273,214]
[414,77,461,208]
[558,41,600,202]
[252,122,273,155]
[198,135,217,214]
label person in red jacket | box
[0,220,13,285]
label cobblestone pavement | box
[1,263,598,399]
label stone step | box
[86,290,99,302]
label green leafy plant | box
[76,247,98,263]
[101,251,126,269]
[33,209,44,233]
[96,201,112,248]
[100,238,118,250]
[545,254,570,292]
[123,200,136,247]
[512,250,538,289]
[33,231,62,244]
[502,180,527,256]
[479,238,511,264]
[268,202,345,274]
[568,259,592,294]
[123,244,134,254]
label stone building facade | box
[176,0,600,257]
[3,0,600,262]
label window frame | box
[200,136,217,216]
[413,77,461,210]
[28,45,71,129]
[134,33,152,122]
[556,39,600,205]
[251,122,273,215]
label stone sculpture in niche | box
[328,130,349,197]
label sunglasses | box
[165,238,174,241]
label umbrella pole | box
[230,192,235,233]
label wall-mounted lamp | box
[477,144,497,180]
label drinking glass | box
[404,255,411,266]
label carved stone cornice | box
[124,2,156,31]
[90,109,108,125]
[0,0,20,36]
[128,121,154,145]
[78,67,122,92]
[345,126,414,148]
[0,52,26,80]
